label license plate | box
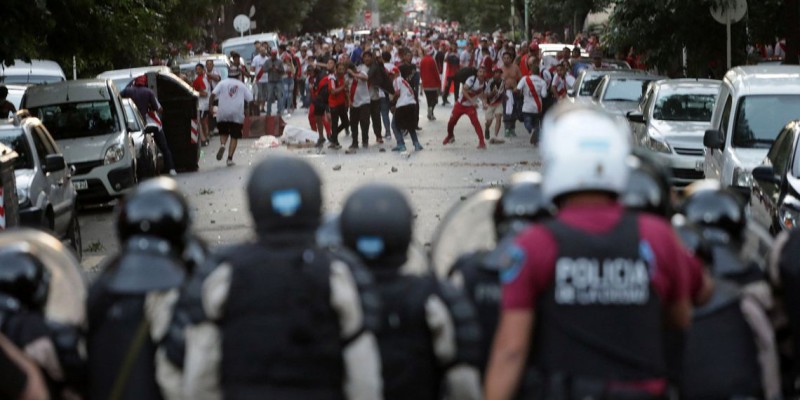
[73,180,88,190]
[695,161,704,171]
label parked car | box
[628,79,721,186]
[703,65,800,199]
[177,54,231,82]
[21,79,138,203]
[121,98,160,180]
[571,57,632,76]
[0,116,81,258]
[567,68,645,105]
[591,73,665,117]
[96,66,173,92]
[221,32,279,67]
[749,120,800,234]
[0,60,67,85]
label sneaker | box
[414,143,424,151]
[315,138,326,148]
[442,135,455,145]
[489,138,505,144]
[349,143,359,149]
[169,169,177,176]
[216,146,225,161]
[384,134,391,139]
[415,126,422,131]
[226,159,235,166]
[376,138,384,144]
[328,143,342,150]
[391,145,406,152]
[477,143,487,149]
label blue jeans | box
[380,97,392,138]
[266,82,284,115]
[522,112,541,142]
[282,77,294,111]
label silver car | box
[628,79,721,186]
[567,68,645,104]
[0,116,81,259]
[591,73,665,116]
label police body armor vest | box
[87,280,162,400]
[681,280,762,399]
[373,272,442,400]
[221,243,345,400]
[529,212,665,384]
[450,251,500,375]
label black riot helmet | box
[622,152,673,217]
[340,184,413,267]
[0,245,50,312]
[671,214,713,265]
[116,177,191,251]
[680,180,746,244]
[493,172,552,238]
[247,156,322,235]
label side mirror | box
[752,165,780,184]
[626,111,645,124]
[703,129,724,150]
[43,154,66,173]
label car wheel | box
[66,212,83,261]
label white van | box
[221,33,279,65]
[21,79,138,202]
[703,65,800,198]
[0,60,67,85]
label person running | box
[483,67,505,143]
[210,75,253,166]
[517,65,547,145]
[389,66,423,152]
[444,66,487,149]
[550,61,576,99]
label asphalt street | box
[78,102,541,271]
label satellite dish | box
[233,14,251,33]
[249,6,256,17]
[710,0,747,24]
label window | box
[30,100,120,140]
[732,95,800,148]
[768,129,793,175]
[580,76,603,96]
[719,94,733,135]
[0,130,34,169]
[602,78,652,102]
[30,128,49,163]
[33,126,57,155]
[652,92,717,122]
[123,103,142,131]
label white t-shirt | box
[393,76,416,108]
[212,78,254,124]
[251,54,269,83]
[351,65,371,107]
[516,74,548,114]
[198,74,211,111]
[551,74,576,95]
[458,76,485,107]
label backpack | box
[454,67,478,84]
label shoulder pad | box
[434,279,482,367]
[484,237,526,273]
[328,248,382,334]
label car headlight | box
[733,167,753,187]
[780,207,800,230]
[644,133,671,154]
[104,144,125,165]
[16,187,30,206]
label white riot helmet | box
[540,103,632,203]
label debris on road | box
[333,165,342,171]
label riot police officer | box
[87,177,191,400]
[676,183,780,399]
[770,226,800,396]
[0,229,88,399]
[184,155,382,399]
[339,183,482,400]
[447,172,552,375]
[622,151,673,218]
[484,103,708,399]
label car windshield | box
[733,95,800,148]
[31,100,120,140]
[603,78,650,102]
[652,92,717,122]
[579,76,603,96]
[7,91,23,110]
[1,75,64,85]
[225,44,257,64]
[0,130,34,169]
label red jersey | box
[327,73,346,107]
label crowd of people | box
[1,101,800,400]
[186,29,622,153]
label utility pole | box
[524,0,529,42]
